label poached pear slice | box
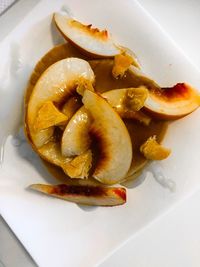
[30,183,126,206]
[82,90,132,184]
[54,13,121,57]
[144,83,200,119]
[27,57,95,148]
[62,106,92,157]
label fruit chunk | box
[112,53,135,78]
[82,90,132,184]
[30,184,126,206]
[119,46,141,68]
[103,87,150,125]
[54,13,121,57]
[34,101,68,130]
[144,83,200,119]
[27,57,95,148]
[140,136,171,160]
[103,86,149,111]
[62,150,92,179]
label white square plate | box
[0,1,200,266]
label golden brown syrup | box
[25,43,168,184]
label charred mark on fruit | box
[89,126,111,174]
[113,188,126,201]
[162,83,190,99]
[50,184,106,197]
[152,83,190,101]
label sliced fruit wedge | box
[54,13,121,57]
[82,90,132,184]
[30,184,126,206]
[27,57,95,148]
[62,106,92,157]
[144,83,200,119]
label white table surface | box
[0,0,200,266]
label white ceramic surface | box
[0,1,200,267]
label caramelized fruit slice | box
[27,57,95,148]
[82,90,132,184]
[144,83,200,119]
[30,184,126,206]
[54,13,121,57]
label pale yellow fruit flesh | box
[27,57,95,148]
[112,53,135,78]
[34,101,68,130]
[103,86,149,112]
[127,69,200,119]
[30,183,126,206]
[82,90,132,184]
[140,136,171,160]
[145,84,200,119]
[61,150,92,179]
[61,106,92,157]
[54,13,121,57]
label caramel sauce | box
[25,43,168,183]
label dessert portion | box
[24,13,200,206]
